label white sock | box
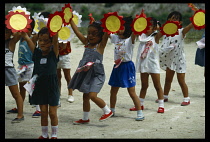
[41,126,48,138]
[51,126,58,138]
[158,99,164,108]
[110,108,115,113]
[102,105,111,114]
[140,98,144,106]
[164,95,169,99]
[137,110,143,117]
[36,105,41,111]
[82,111,89,120]
[183,97,190,102]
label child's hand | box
[21,32,28,39]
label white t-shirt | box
[110,34,134,62]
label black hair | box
[38,27,52,42]
[30,17,35,31]
[88,21,104,43]
[39,12,50,18]
[148,17,158,36]
[167,11,182,21]
[122,16,133,38]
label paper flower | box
[72,11,82,27]
[62,3,73,26]
[190,9,205,30]
[160,21,181,37]
[101,12,125,35]
[131,9,152,35]
[32,12,48,34]
[9,5,30,16]
[58,24,75,43]
[5,11,32,33]
[89,13,95,24]
[47,11,64,37]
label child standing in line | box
[5,24,24,123]
[108,16,144,121]
[7,18,42,118]
[158,11,195,106]
[129,17,165,113]
[57,41,74,103]
[22,27,60,139]
[68,19,113,124]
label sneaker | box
[32,110,41,118]
[155,98,168,103]
[11,116,24,123]
[135,115,145,121]
[129,105,144,111]
[181,101,190,106]
[51,137,57,139]
[7,108,18,114]
[67,95,74,103]
[99,111,113,121]
[38,136,49,139]
[157,107,164,113]
[73,119,90,125]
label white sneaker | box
[67,95,74,103]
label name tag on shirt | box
[40,58,47,64]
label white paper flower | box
[58,24,75,43]
[9,6,30,16]
[72,11,82,27]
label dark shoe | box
[7,108,18,114]
[11,116,24,123]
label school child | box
[5,24,24,123]
[68,19,113,124]
[158,11,195,106]
[108,16,144,120]
[22,27,60,139]
[129,17,165,113]
[57,42,74,103]
[7,18,41,118]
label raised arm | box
[182,23,194,38]
[21,32,35,53]
[70,19,87,45]
[52,33,59,58]
[9,32,21,52]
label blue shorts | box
[108,61,136,88]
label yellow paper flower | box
[58,25,75,43]
[72,11,82,27]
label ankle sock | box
[51,125,58,138]
[158,99,164,108]
[140,98,144,106]
[36,105,41,111]
[102,105,111,114]
[110,108,115,113]
[83,111,89,120]
[164,95,169,99]
[183,97,190,102]
[41,126,48,138]
[137,110,143,117]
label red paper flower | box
[131,9,152,35]
[62,3,73,26]
[160,21,181,37]
[5,11,32,33]
[101,12,125,35]
[190,9,205,30]
[89,13,95,24]
[47,11,64,37]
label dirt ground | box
[5,39,205,139]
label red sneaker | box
[157,107,164,113]
[51,137,57,139]
[129,105,144,111]
[99,111,113,121]
[155,98,168,103]
[38,136,49,139]
[73,119,90,125]
[181,101,190,106]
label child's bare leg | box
[83,93,90,112]
[110,86,120,108]
[9,85,24,118]
[177,73,188,98]
[49,106,58,126]
[164,68,175,96]
[40,105,49,126]
[127,86,141,110]
[19,82,27,101]
[139,73,149,99]
[150,73,164,100]
[89,92,105,108]
[56,69,62,94]
[63,69,73,96]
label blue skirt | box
[195,48,205,67]
[108,61,136,88]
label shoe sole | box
[32,116,41,118]
[135,117,145,121]
[73,122,89,125]
[99,113,113,122]
[67,100,74,103]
